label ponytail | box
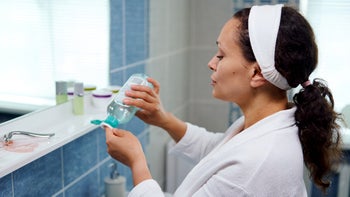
[293,79,342,192]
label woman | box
[105,4,342,196]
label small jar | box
[84,84,97,109]
[67,87,74,100]
[92,89,113,112]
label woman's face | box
[208,18,254,104]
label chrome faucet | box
[2,131,55,144]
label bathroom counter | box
[0,100,106,178]
[1,100,350,179]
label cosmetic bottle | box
[73,82,84,115]
[91,73,152,128]
[104,163,126,197]
[84,84,97,109]
[55,81,68,105]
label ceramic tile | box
[125,64,146,79]
[110,0,124,70]
[168,0,190,51]
[0,174,12,197]
[63,131,98,185]
[190,0,233,47]
[64,170,99,197]
[13,149,62,196]
[110,70,125,86]
[149,0,170,57]
[188,49,215,101]
[97,127,109,162]
[125,0,147,64]
[166,52,189,111]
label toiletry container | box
[73,82,84,115]
[67,87,74,100]
[55,81,68,104]
[105,163,126,197]
[84,84,97,109]
[91,89,113,112]
[106,73,151,127]
[91,73,152,128]
[106,85,121,95]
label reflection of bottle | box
[55,81,68,105]
[91,73,151,128]
[73,82,84,115]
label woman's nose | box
[208,56,218,71]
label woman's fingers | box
[147,77,160,94]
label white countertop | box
[0,100,106,178]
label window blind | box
[0,0,109,112]
[301,0,350,112]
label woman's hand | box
[105,127,151,185]
[123,77,170,128]
[105,127,143,167]
[123,77,187,142]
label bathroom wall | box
[145,0,236,191]
[0,0,150,196]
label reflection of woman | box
[105,4,342,196]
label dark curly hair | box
[234,6,342,193]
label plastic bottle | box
[55,81,68,105]
[91,73,152,128]
[73,82,84,115]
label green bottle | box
[55,81,68,105]
[73,82,84,115]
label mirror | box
[0,1,109,122]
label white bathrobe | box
[128,107,307,197]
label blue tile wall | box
[0,0,150,196]
[13,149,62,196]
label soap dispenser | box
[105,162,126,197]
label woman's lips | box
[210,78,217,86]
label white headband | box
[248,4,291,90]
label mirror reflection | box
[0,0,109,122]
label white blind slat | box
[0,0,108,110]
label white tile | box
[190,0,234,47]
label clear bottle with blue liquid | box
[91,73,152,128]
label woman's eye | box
[216,56,223,60]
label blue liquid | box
[107,100,137,125]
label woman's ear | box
[250,63,267,88]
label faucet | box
[2,131,55,144]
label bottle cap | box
[55,81,67,94]
[90,115,119,128]
[105,85,121,94]
[74,82,84,96]
[84,84,97,92]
